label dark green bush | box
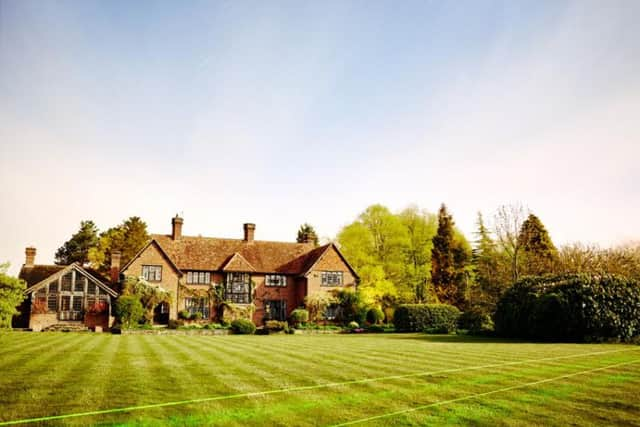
[494,274,640,342]
[114,295,144,329]
[367,324,385,333]
[289,309,309,326]
[366,307,385,325]
[394,304,461,333]
[192,312,203,321]
[458,308,494,334]
[230,319,256,335]
[168,319,185,329]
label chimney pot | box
[172,215,184,240]
[25,247,36,268]
[302,232,315,244]
[243,223,255,242]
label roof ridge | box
[152,233,315,246]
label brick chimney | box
[110,251,121,284]
[243,223,255,242]
[25,247,36,268]
[172,215,183,240]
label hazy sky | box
[1,0,639,274]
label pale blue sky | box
[1,0,639,273]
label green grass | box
[0,333,639,426]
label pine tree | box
[517,213,558,276]
[55,220,99,265]
[471,212,507,311]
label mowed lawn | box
[0,333,639,426]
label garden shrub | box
[366,307,385,325]
[178,310,191,320]
[367,324,384,333]
[494,274,640,342]
[168,319,184,329]
[114,295,144,329]
[265,320,289,332]
[394,304,461,333]
[192,312,203,321]
[230,319,256,335]
[458,308,494,334]
[289,309,309,326]
[348,321,359,329]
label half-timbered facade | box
[14,248,117,331]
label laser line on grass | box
[330,358,640,426]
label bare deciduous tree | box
[493,203,528,282]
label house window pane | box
[72,296,83,311]
[321,271,343,286]
[47,294,58,311]
[49,281,58,293]
[142,265,162,281]
[61,296,71,311]
[225,273,251,304]
[74,275,85,292]
[266,275,286,287]
[185,297,210,319]
[61,273,73,291]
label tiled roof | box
[19,264,111,288]
[221,253,256,272]
[19,265,65,287]
[151,234,326,275]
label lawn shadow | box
[380,333,539,345]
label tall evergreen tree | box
[471,212,508,312]
[296,223,319,246]
[55,220,99,265]
[517,213,558,276]
[431,204,456,305]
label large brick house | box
[119,216,358,325]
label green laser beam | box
[0,347,637,426]
[330,358,640,426]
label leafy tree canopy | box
[0,263,26,328]
[55,220,99,265]
[89,217,149,273]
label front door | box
[153,302,170,325]
[265,300,287,321]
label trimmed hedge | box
[394,304,461,333]
[494,274,640,342]
[230,319,256,335]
